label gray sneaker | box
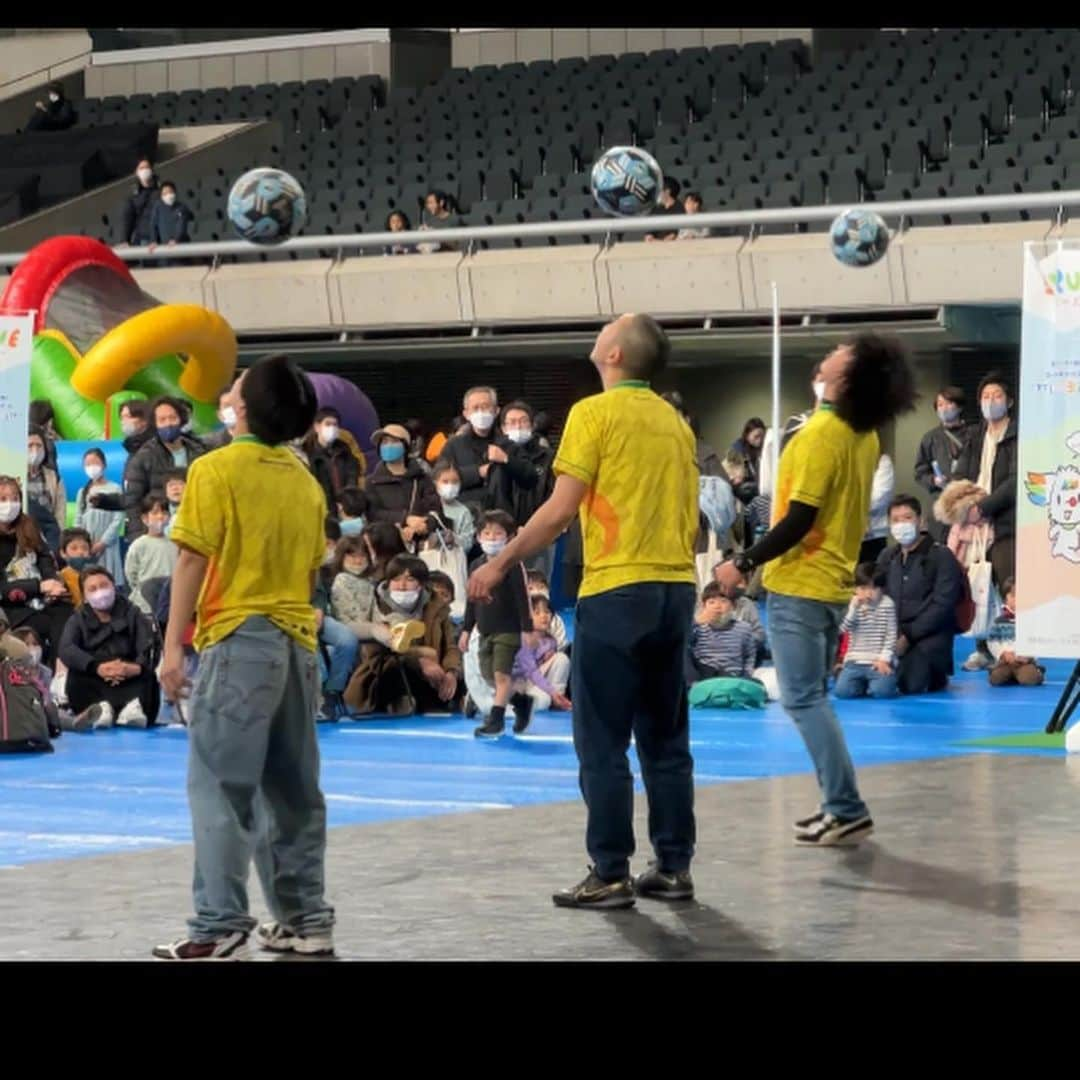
[553,867,635,910]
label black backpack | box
[0,658,55,754]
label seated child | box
[711,562,767,665]
[315,518,359,721]
[987,577,1045,687]
[11,625,102,732]
[124,494,177,615]
[58,527,91,606]
[162,468,187,536]
[342,554,462,716]
[461,510,532,738]
[329,535,388,647]
[688,582,756,685]
[337,486,369,537]
[834,563,899,699]
[525,569,568,651]
[512,594,571,712]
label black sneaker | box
[463,693,478,719]
[793,810,825,836]
[633,861,695,901]
[152,931,250,961]
[794,812,874,847]
[552,867,635,910]
[473,715,505,739]
[511,693,534,734]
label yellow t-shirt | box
[763,406,880,605]
[169,436,326,652]
[554,381,698,599]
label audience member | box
[645,177,683,241]
[433,461,476,554]
[304,407,361,513]
[859,452,895,563]
[328,535,388,651]
[440,386,503,513]
[313,518,358,721]
[525,569,568,650]
[511,594,571,711]
[203,387,236,450]
[677,191,712,239]
[149,181,194,250]
[11,624,101,732]
[386,210,415,255]
[29,401,61,454]
[362,521,408,582]
[118,400,153,455]
[834,563,898,699]
[26,82,76,132]
[57,528,91,606]
[336,486,369,536]
[876,494,965,694]
[125,494,177,615]
[74,448,125,587]
[493,400,554,570]
[688,582,756,684]
[711,565,767,666]
[365,423,441,549]
[986,578,1045,687]
[418,190,460,253]
[914,386,974,543]
[121,159,161,246]
[731,418,766,498]
[26,426,66,530]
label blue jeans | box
[767,593,869,820]
[319,615,359,694]
[835,662,898,699]
[572,582,697,881]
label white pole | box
[770,281,781,490]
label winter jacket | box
[490,435,554,528]
[914,421,976,541]
[151,199,194,244]
[27,96,76,131]
[0,528,60,606]
[439,427,502,510]
[307,438,360,511]
[875,533,965,645]
[864,454,895,542]
[955,418,1018,542]
[121,179,160,246]
[123,432,208,539]
[366,461,441,532]
[58,593,155,675]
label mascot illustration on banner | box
[1026,451,1080,564]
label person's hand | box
[1001,649,1016,665]
[552,692,572,711]
[314,609,324,630]
[98,659,125,684]
[895,634,909,657]
[478,463,491,480]
[694,607,710,625]
[872,659,892,677]
[468,560,507,605]
[714,560,747,595]
[90,541,105,556]
[160,645,191,701]
[406,515,428,535]
[40,579,67,600]
[933,475,946,489]
[458,630,470,654]
[372,623,393,647]
[419,657,444,686]
[401,525,415,544]
[487,444,508,465]
[438,670,458,702]
[34,101,45,111]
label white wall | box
[0,30,91,101]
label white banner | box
[0,313,34,499]
[1016,243,1080,657]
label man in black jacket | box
[123,396,207,539]
[440,386,505,514]
[914,385,976,543]
[875,494,965,694]
[26,82,76,131]
[121,159,160,246]
[303,407,360,512]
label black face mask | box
[66,555,91,572]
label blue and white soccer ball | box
[830,208,890,268]
[590,146,664,217]
[226,167,308,245]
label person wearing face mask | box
[26,427,66,533]
[203,387,238,451]
[29,401,61,459]
[336,486,369,538]
[914,386,974,544]
[124,494,178,616]
[343,555,463,716]
[121,158,161,247]
[26,81,76,132]
[303,407,360,513]
[123,396,206,540]
[57,528,93,606]
[74,448,125,588]
[119,400,153,455]
[0,476,73,667]
[312,518,358,722]
[58,567,158,730]
[365,424,441,549]
[329,535,390,650]
[149,180,194,253]
[875,494,966,694]
[432,462,475,555]
[491,402,555,568]
[441,386,506,513]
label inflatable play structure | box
[0,235,382,520]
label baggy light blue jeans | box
[767,592,870,820]
[318,614,359,694]
[186,616,335,941]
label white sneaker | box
[92,701,115,729]
[116,698,148,728]
[254,921,335,957]
[962,650,992,672]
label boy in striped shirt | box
[834,563,898,699]
[688,582,756,683]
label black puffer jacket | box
[955,418,1018,542]
[121,177,160,246]
[123,432,208,538]
[875,534,965,644]
[366,461,441,532]
[490,436,554,528]
[58,594,155,676]
[307,439,360,512]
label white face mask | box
[891,521,918,547]
[319,424,339,446]
[0,500,21,524]
[162,192,176,206]
[470,410,495,433]
[137,168,152,184]
[221,405,238,429]
[120,418,139,437]
[506,428,532,445]
[48,93,59,104]
[87,586,115,612]
[437,482,460,501]
[27,646,42,665]
[981,400,1008,422]
[147,519,166,536]
[27,449,43,468]
[813,380,827,402]
[390,588,421,609]
[480,538,507,557]
[85,464,104,481]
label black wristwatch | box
[733,552,755,575]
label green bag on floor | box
[688,676,767,711]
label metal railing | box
[0,188,1076,268]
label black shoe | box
[316,692,342,723]
[633,861,695,901]
[794,812,874,847]
[463,693,478,719]
[473,715,505,739]
[552,867,635,910]
[511,693,534,734]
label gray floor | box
[4,754,1079,961]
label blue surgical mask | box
[157,424,182,444]
[379,441,406,463]
[480,539,506,557]
[339,517,365,536]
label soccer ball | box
[226,167,308,245]
[590,146,664,217]
[830,208,890,268]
